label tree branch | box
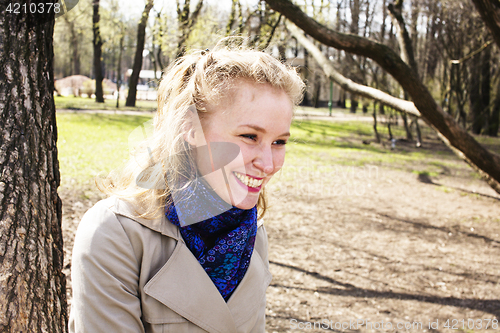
[387,1,419,75]
[287,22,420,117]
[262,14,282,50]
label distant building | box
[125,69,162,100]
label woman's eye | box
[241,134,257,141]
[273,139,287,146]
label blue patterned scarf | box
[165,177,258,301]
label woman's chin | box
[234,201,258,210]
[231,192,260,210]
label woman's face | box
[186,80,293,210]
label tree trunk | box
[470,0,500,137]
[126,0,155,107]
[116,35,124,108]
[372,102,381,143]
[470,0,500,49]
[489,80,500,137]
[350,96,358,113]
[302,47,311,106]
[269,0,500,194]
[402,112,413,141]
[469,49,483,134]
[388,1,419,75]
[175,0,204,59]
[480,44,491,133]
[226,0,238,35]
[347,0,361,114]
[414,116,422,147]
[93,0,104,103]
[0,3,67,332]
[64,16,80,75]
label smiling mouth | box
[233,172,264,188]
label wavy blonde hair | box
[97,39,305,219]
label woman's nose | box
[253,145,274,174]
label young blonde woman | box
[69,42,304,333]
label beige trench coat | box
[68,196,272,333]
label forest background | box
[55,0,500,141]
[1,0,500,331]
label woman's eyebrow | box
[238,124,290,137]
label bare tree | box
[126,0,155,107]
[226,0,244,35]
[0,2,67,331]
[470,0,500,136]
[470,0,500,48]
[93,0,104,103]
[265,0,500,193]
[63,15,81,75]
[175,0,204,59]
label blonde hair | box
[97,39,305,219]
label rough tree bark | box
[0,2,68,332]
[126,0,155,107]
[266,0,500,194]
[93,0,104,103]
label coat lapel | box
[227,247,272,326]
[109,196,272,332]
[143,241,238,333]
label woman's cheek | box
[272,150,286,174]
[238,145,253,166]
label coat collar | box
[105,196,180,240]
[105,196,271,333]
[142,239,271,333]
[105,195,265,240]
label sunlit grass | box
[57,112,153,187]
[55,95,157,111]
[284,119,461,174]
[56,113,498,189]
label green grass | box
[57,112,153,186]
[286,119,452,169]
[56,113,497,188]
[55,95,157,111]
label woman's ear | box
[183,122,196,147]
[183,107,206,147]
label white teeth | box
[234,172,263,188]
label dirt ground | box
[60,133,500,333]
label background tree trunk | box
[0,3,68,332]
[63,16,80,75]
[126,0,155,107]
[93,0,104,103]
[470,0,500,137]
[470,0,500,49]
[175,0,204,59]
[490,80,500,136]
[469,47,482,134]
